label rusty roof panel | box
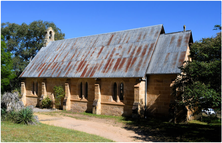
[20,24,164,78]
[147,31,192,74]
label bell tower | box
[44,27,55,47]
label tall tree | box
[1,20,65,90]
[1,35,16,93]
[172,30,221,113]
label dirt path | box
[34,113,146,142]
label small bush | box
[2,107,36,125]
[6,110,19,122]
[42,96,52,108]
[53,86,65,108]
[15,108,34,124]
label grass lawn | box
[1,121,113,142]
[37,110,221,142]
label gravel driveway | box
[34,110,146,142]
[33,108,58,112]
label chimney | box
[183,25,186,32]
[44,27,55,47]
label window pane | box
[32,82,35,94]
[36,82,38,95]
[80,82,82,98]
[113,83,117,101]
[120,83,124,101]
[85,82,88,99]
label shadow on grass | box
[122,116,221,142]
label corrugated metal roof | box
[146,31,192,74]
[20,24,164,78]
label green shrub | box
[42,96,52,108]
[1,108,7,120]
[15,108,34,124]
[53,86,65,108]
[2,107,36,125]
[6,110,19,122]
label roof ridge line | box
[54,24,163,42]
[162,30,192,35]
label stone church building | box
[20,24,193,119]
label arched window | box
[36,82,38,95]
[32,82,35,94]
[85,82,88,99]
[120,83,124,101]
[113,82,117,101]
[79,82,82,98]
[49,31,52,39]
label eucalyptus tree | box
[172,29,221,113]
[1,35,16,93]
[1,20,65,90]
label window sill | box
[26,94,38,98]
[101,101,125,106]
[70,98,88,102]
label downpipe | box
[145,75,147,119]
[141,76,148,118]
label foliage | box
[42,96,52,108]
[15,108,34,124]
[1,107,35,125]
[1,35,16,93]
[53,86,65,108]
[201,115,221,124]
[172,31,221,111]
[12,88,22,99]
[213,25,221,30]
[5,110,19,122]
[1,108,7,120]
[1,21,65,91]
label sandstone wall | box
[69,78,94,112]
[146,74,177,118]
[99,78,138,116]
[101,103,124,116]
[23,75,179,118]
[25,78,42,107]
[70,100,88,112]
[23,78,140,116]
[26,97,38,106]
